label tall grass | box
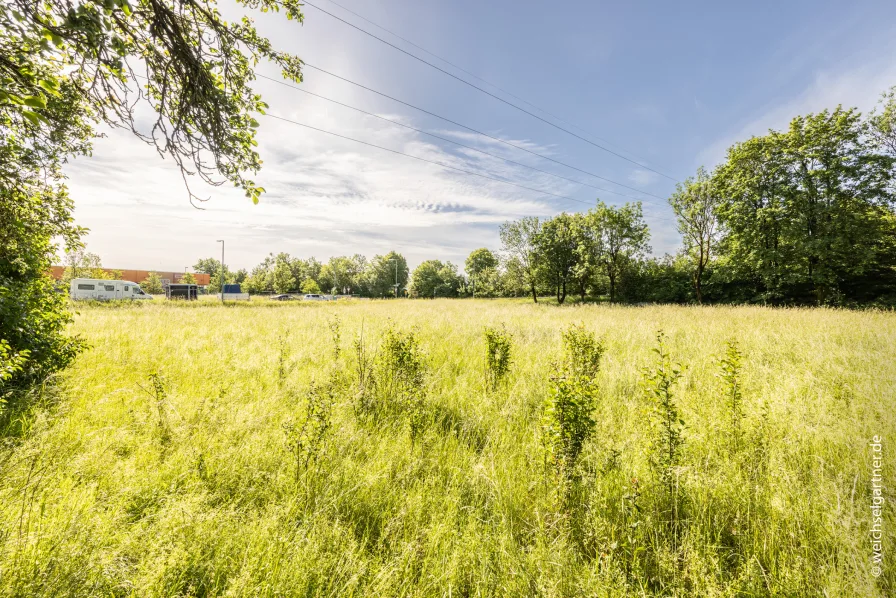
[0,299,893,596]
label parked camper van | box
[69,278,153,301]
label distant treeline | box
[198,91,896,306]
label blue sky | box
[65,0,896,272]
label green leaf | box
[37,79,61,96]
[22,96,47,109]
[249,118,259,128]
[22,110,41,126]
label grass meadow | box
[0,298,894,597]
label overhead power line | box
[257,74,662,205]
[302,0,679,182]
[292,64,669,202]
[320,0,656,175]
[262,113,674,223]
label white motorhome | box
[69,278,153,301]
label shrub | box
[542,324,604,485]
[483,324,513,391]
[283,380,335,483]
[640,332,685,543]
[376,326,427,443]
[716,340,744,454]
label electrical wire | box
[319,0,657,173]
[291,64,670,201]
[257,74,667,206]
[303,0,679,182]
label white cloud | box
[63,85,580,271]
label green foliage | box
[283,379,335,482]
[869,84,896,158]
[377,326,428,442]
[2,0,304,205]
[180,272,197,285]
[0,340,28,384]
[483,324,513,391]
[0,340,29,415]
[465,248,498,297]
[535,212,579,304]
[717,340,744,454]
[589,201,651,302]
[365,252,408,297]
[713,106,895,305]
[141,272,164,294]
[617,254,692,304]
[319,254,367,295]
[499,216,542,302]
[542,324,604,485]
[300,278,321,294]
[641,332,684,497]
[668,166,721,303]
[409,260,462,298]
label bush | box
[483,325,513,391]
[542,324,604,486]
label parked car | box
[270,294,295,301]
[302,294,329,301]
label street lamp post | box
[216,240,224,303]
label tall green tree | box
[500,217,542,303]
[536,212,580,304]
[668,167,721,303]
[590,201,650,302]
[714,107,895,304]
[410,260,461,298]
[366,252,408,297]
[271,253,296,294]
[465,248,498,298]
[140,272,164,294]
[320,255,368,295]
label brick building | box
[49,267,211,286]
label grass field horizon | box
[1,299,893,596]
